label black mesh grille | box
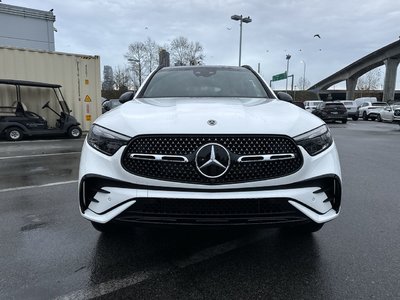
[121,135,303,184]
[394,110,400,116]
[114,198,308,225]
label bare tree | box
[125,38,161,88]
[113,66,131,91]
[125,41,147,88]
[124,37,204,87]
[357,69,382,90]
[143,37,160,73]
[297,76,310,90]
[170,36,204,66]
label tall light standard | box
[285,54,291,92]
[300,60,306,90]
[231,14,252,66]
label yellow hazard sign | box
[84,95,92,102]
[85,114,92,121]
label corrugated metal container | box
[0,46,101,131]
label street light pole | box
[300,60,306,90]
[231,14,252,66]
[286,54,291,92]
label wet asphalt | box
[0,122,399,299]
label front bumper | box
[79,139,342,227]
[79,174,341,226]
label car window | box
[142,67,269,98]
[325,103,344,108]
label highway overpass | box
[309,40,400,101]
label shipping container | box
[0,46,101,131]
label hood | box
[95,98,324,138]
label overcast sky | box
[6,0,400,89]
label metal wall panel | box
[0,3,55,51]
[0,46,101,131]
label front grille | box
[114,197,309,225]
[121,135,303,184]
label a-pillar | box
[383,58,400,102]
[346,76,357,100]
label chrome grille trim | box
[129,153,189,163]
[237,153,296,163]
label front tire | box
[68,126,82,138]
[377,115,382,122]
[352,115,358,121]
[342,119,347,124]
[362,111,368,121]
[5,127,23,141]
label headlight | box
[294,125,333,156]
[87,124,130,156]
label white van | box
[304,100,323,112]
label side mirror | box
[119,91,135,103]
[276,92,293,103]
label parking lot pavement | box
[0,121,400,299]
[0,136,85,158]
[0,137,84,190]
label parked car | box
[377,105,400,124]
[102,91,135,113]
[354,97,377,108]
[339,100,358,120]
[358,101,388,120]
[0,79,82,141]
[102,99,120,114]
[79,65,342,234]
[304,100,323,112]
[312,102,348,123]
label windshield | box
[141,67,269,98]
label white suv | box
[358,101,388,120]
[79,66,342,233]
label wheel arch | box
[1,123,29,136]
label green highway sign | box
[272,72,287,81]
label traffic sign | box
[272,72,287,81]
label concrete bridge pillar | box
[383,58,400,102]
[346,76,358,100]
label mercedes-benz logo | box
[195,143,230,178]
[207,119,217,126]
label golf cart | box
[0,79,82,141]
